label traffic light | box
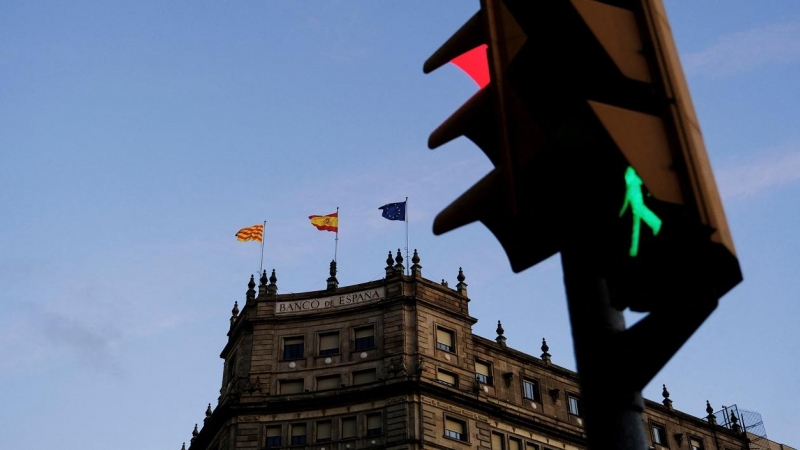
[424,0,742,311]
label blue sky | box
[1,1,799,448]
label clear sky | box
[1,1,798,449]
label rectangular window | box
[509,438,522,450]
[492,432,506,450]
[652,423,667,446]
[319,332,340,356]
[354,326,375,350]
[475,360,493,385]
[526,443,540,450]
[567,394,581,416]
[316,374,340,391]
[353,369,377,385]
[341,417,357,439]
[290,423,307,446]
[279,379,304,394]
[316,420,332,443]
[444,417,467,441]
[523,379,541,402]
[367,413,383,437]
[265,426,281,448]
[436,369,457,387]
[690,437,704,450]
[283,336,304,360]
[436,327,455,352]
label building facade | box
[183,251,766,450]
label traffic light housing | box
[424,0,742,311]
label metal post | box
[561,246,646,450]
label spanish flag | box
[309,212,338,232]
[235,224,264,243]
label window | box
[353,369,377,385]
[316,420,332,443]
[319,331,339,356]
[265,426,281,448]
[436,369,457,387]
[491,432,506,450]
[509,438,522,450]
[354,326,375,350]
[436,327,455,352]
[316,374,339,391]
[444,417,467,441]
[283,336,304,360]
[290,423,307,446]
[567,393,581,416]
[475,360,493,385]
[522,379,541,402]
[367,413,383,437]
[279,379,304,394]
[341,416,357,439]
[690,437,704,450]
[526,443,540,450]
[652,423,667,446]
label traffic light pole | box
[561,245,646,450]
[562,245,720,450]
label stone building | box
[182,250,766,450]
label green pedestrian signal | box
[619,167,662,257]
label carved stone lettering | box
[275,287,386,315]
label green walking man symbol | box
[619,166,663,257]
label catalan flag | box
[235,224,264,243]
[309,212,338,232]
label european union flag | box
[379,201,406,221]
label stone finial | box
[730,410,741,433]
[230,301,239,326]
[385,251,395,277]
[456,267,468,296]
[411,249,422,277]
[246,275,256,302]
[394,249,405,273]
[205,403,212,419]
[326,260,339,290]
[181,443,186,450]
[191,424,199,443]
[267,269,277,295]
[496,320,507,347]
[258,270,268,295]
[540,338,551,363]
[441,279,449,287]
[706,400,717,425]
[662,384,673,410]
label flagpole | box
[405,197,409,275]
[260,220,266,275]
[334,207,339,264]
